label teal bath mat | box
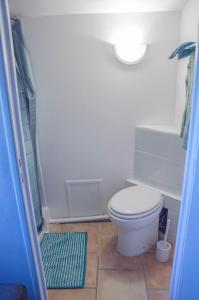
[40,232,88,289]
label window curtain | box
[12,19,43,231]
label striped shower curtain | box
[12,19,43,231]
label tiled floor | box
[47,222,172,300]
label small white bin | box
[156,240,171,262]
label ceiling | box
[9,0,188,17]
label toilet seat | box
[108,202,162,220]
[108,186,162,220]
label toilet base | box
[117,218,159,256]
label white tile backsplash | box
[163,196,181,213]
[134,126,186,196]
[133,126,184,244]
[135,127,186,164]
[134,150,184,195]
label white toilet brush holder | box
[156,219,171,263]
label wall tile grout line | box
[98,268,144,271]
[140,255,149,300]
[95,255,100,300]
[147,288,169,291]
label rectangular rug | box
[40,232,87,289]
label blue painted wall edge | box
[0,42,40,299]
[170,29,199,300]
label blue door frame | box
[170,31,199,299]
[0,1,47,299]
[0,32,40,300]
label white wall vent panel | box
[65,179,104,217]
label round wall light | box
[113,28,148,65]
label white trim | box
[126,178,181,201]
[65,181,73,217]
[42,206,50,225]
[38,228,48,242]
[0,2,47,299]
[36,137,48,209]
[49,214,109,224]
[136,124,180,135]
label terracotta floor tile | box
[47,222,173,299]
[99,222,118,239]
[148,289,169,300]
[99,237,142,270]
[48,222,100,253]
[85,253,98,288]
[48,223,68,232]
[48,288,96,300]
[142,252,172,289]
[97,270,147,300]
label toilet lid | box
[110,186,161,215]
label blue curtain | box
[12,19,43,231]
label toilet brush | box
[156,219,171,262]
[163,219,171,246]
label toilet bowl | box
[108,185,162,256]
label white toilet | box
[108,185,162,256]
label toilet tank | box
[133,125,186,196]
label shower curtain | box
[12,19,43,231]
[180,53,195,150]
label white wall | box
[175,0,199,129]
[9,0,186,16]
[21,12,180,219]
